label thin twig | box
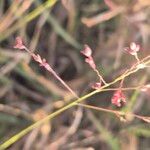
[24,47,78,99]
[76,103,150,123]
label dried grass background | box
[0,0,150,150]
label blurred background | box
[0,0,150,149]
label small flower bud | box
[32,54,43,64]
[91,82,101,89]
[111,90,126,107]
[81,44,92,57]
[124,42,140,56]
[14,36,26,50]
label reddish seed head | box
[91,82,101,89]
[81,44,96,69]
[32,54,43,64]
[111,90,126,107]
[14,36,25,50]
[31,54,50,69]
[81,44,92,57]
[124,42,140,56]
[39,58,47,67]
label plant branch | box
[76,103,150,123]
[1,53,150,149]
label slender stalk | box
[77,103,120,115]
[102,86,144,91]
[94,69,107,85]
[76,103,150,123]
[24,47,78,98]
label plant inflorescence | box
[0,37,150,150]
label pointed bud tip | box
[14,36,25,50]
